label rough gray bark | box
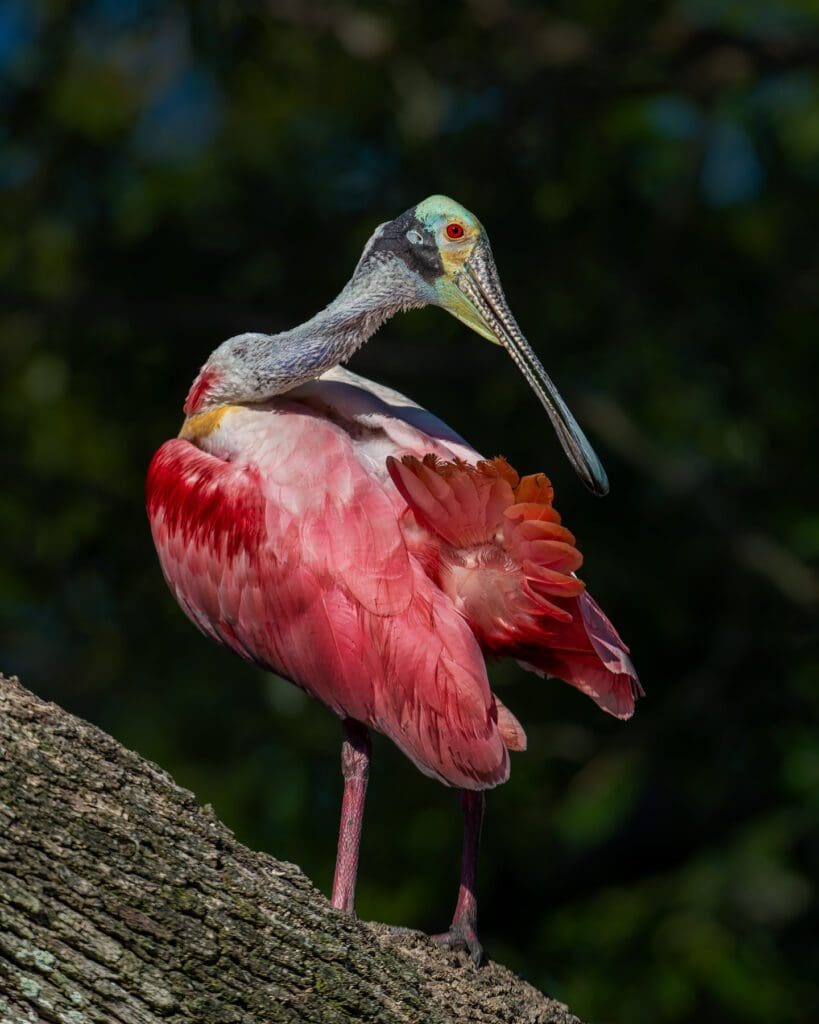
[0,674,582,1024]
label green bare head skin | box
[412,196,499,343]
[374,194,609,496]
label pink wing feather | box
[387,454,642,720]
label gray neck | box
[193,254,430,411]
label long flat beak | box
[455,240,609,496]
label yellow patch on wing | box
[179,405,240,441]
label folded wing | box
[147,404,514,789]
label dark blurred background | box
[2,1,818,1021]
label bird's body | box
[148,367,638,789]
[147,196,640,960]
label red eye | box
[446,222,464,240]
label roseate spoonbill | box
[147,195,640,963]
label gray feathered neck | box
[187,251,433,413]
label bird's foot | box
[367,919,484,966]
[431,920,484,966]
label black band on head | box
[370,209,443,283]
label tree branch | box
[0,674,581,1024]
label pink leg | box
[433,789,486,965]
[331,718,371,915]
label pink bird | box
[147,196,641,963]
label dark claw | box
[431,922,485,966]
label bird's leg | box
[331,718,371,915]
[432,789,486,965]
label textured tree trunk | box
[0,675,582,1024]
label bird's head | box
[358,195,609,496]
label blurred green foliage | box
[2,1,818,1021]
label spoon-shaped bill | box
[458,243,609,496]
